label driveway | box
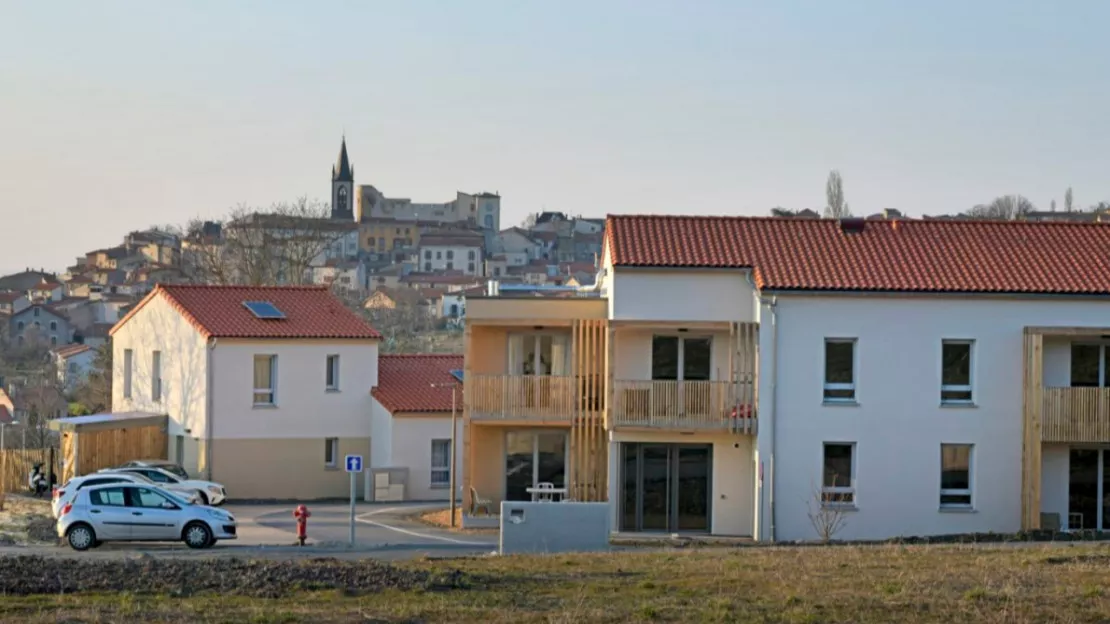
[0,502,497,561]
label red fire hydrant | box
[293,504,310,546]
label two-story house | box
[463,214,1110,542]
[8,304,74,347]
[110,284,382,499]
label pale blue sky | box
[2,1,1109,274]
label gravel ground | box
[0,555,471,597]
[0,497,54,546]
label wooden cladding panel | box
[571,319,607,502]
[1042,387,1110,443]
[468,375,575,421]
[1021,332,1043,531]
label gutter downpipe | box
[747,271,778,542]
[205,337,217,481]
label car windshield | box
[155,487,193,506]
[154,464,189,479]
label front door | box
[505,430,568,501]
[620,443,712,533]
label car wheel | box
[67,524,96,551]
[183,522,213,549]
[196,491,209,506]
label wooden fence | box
[0,448,60,494]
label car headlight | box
[206,485,220,493]
[204,508,229,521]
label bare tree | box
[71,344,111,415]
[1050,199,1057,213]
[807,480,849,543]
[332,289,461,354]
[521,212,540,229]
[965,195,1036,220]
[180,198,349,286]
[1065,187,1074,213]
[824,171,851,219]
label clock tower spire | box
[331,136,354,220]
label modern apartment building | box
[462,214,1110,541]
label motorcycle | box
[27,463,54,497]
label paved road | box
[0,502,498,561]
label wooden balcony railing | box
[612,379,756,433]
[1042,387,1110,442]
[467,374,576,422]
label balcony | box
[612,380,756,433]
[467,374,579,423]
[1042,387,1110,443]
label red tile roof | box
[52,343,92,358]
[371,355,463,413]
[606,214,1110,294]
[112,284,381,340]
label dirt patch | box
[0,555,472,597]
[0,496,55,545]
[417,508,496,534]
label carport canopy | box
[48,411,168,434]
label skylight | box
[243,301,285,319]
[450,369,464,383]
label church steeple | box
[330,136,355,220]
[333,136,353,182]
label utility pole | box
[431,382,460,527]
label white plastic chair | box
[535,482,556,502]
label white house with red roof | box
[110,284,382,500]
[369,355,463,502]
[51,343,97,391]
[463,214,1110,543]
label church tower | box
[331,136,355,220]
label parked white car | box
[57,483,236,550]
[52,472,200,518]
[99,467,227,506]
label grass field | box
[5,544,1110,622]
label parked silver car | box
[57,483,237,551]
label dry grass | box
[417,507,496,533]
[5,543,1110,622]
[0,496,53,545]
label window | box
[431,439,451,487]
[651,336,711,381]
[424,250,432,259]
[325,438,338,467]
[326,355,340,390]
[822,443,856,505]
[253,355,276,405]
[132,487,174,508]
[16,321,23,331]
[940,444,973,508]
[468,262,475,273]
[446,250,454,260]
[151,351,162,401]
[33,308,39,317]
[68,362,77,374]
[378,237,385,248]
[1071,344,1110,387]
[89,487,127,506]
[493,267,501,276]
[446,262,454,271]
[50,321,57,331]
[424,262,432,272]
[468,250,476,260]
[436,251,442,260]
[50,336,57,345]
[823,339,856,402]
[941,340,973,403]
[123,349,133,399]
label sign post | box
[345,454,363,547]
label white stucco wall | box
[390,416,464,501]
[766,294,1110,542]
[369,398,394,468]
[210,340,379,439]
[111,294,208,473]
[609,269,757,322]
[607,431,755,536]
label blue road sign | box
[345,455,363,473]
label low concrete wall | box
[499,501,610,555]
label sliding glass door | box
[505,431,568,501]
[1068,448,1110,530]
[620,443,711,533]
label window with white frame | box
[151,351,162,401]
[941,340,973,403]
[324,438,338,467]
[253,355,276,405]
[326,354,340,390]
[822,442,856,505]
[123,349,133,399]
[823,339,857,402]
[940,443,973,508]
[431,439,451,487]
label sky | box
[2,1,1109,275]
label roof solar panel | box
[449,369,464,383]
[242,301,285,319]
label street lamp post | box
[431,382,460,528]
